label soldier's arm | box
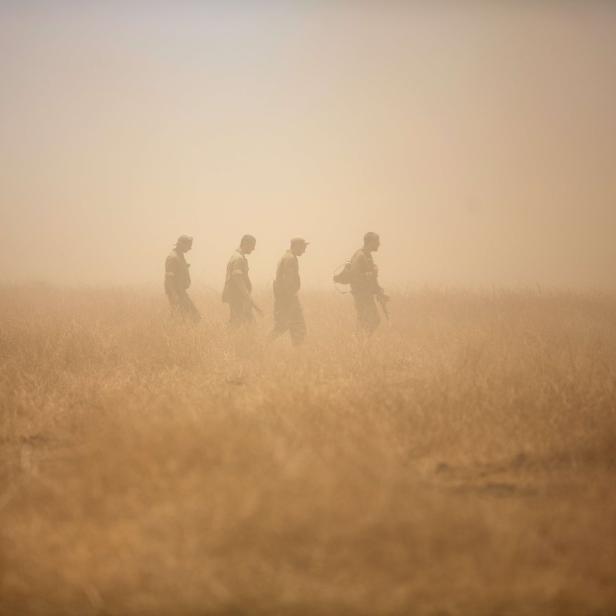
[351,252,375,291]
[373,268,387,297]
[165,255,178,276]
[373,269,388,301]
[229,270,251,300]
[165,255,181,291]
[185,263,191,290]
[358,255,383,296]
[373,267,384,295]
[278,257,300,294]
[291,258,300,292]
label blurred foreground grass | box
[1,285,615,615]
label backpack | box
[333,262,352,285]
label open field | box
[0,286,615,615]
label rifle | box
[377,293,390,320]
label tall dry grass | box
[1,285,615,615]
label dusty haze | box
[2,6,616,613]
[1,2,615,290]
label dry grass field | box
[0,285,615,615]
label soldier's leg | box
[228,301,242,330]
[353,295,366,332]
[226,301,251,382]
[187,296,201,323]
[167,291,182,319]
[179,292,201,323]
[269,296,290,341]
[288,296,306,346]
[229,300,255,330]
[367,297,380,333]
[354,295,380,334]
[229,300,256,364]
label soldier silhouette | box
[222,234,263,330]
[269,238,309,346]
[164,235,200,323]
[348,232,389,334]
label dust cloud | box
[2,5,616,615]
[1,2,615,290]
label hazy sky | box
[1,2,615,290]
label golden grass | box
[1,285,615,615]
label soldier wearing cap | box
[222,234,262,329]
[349,232,389,334]
[269,238,308,346]
[164,235,200,323]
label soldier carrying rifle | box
[335,232,389,334]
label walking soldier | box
[222,234,262,329]
[164,235,200,323]
[270,238,308,346]
[348,232,389,334]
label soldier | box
[164,235,200,323]
[222,234,263,329]
[349,232,389,334]
[269,238,308,346]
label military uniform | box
[222,250,254,329]
[270,250,306,345]
[164,247,200,322]
[349,248,383,334]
